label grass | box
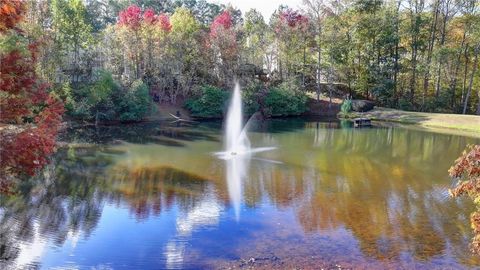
[340,107,480,137]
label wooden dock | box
[353,118,372,128]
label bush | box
[69,71,151,122]
[70,70,119,121]
[264,82,307,116]
[51,82,75,113]
[242,82,262,115]
[117,80,152,122]
[185,85,229,118]
[184,82,307,118]
[423,92,450,113]
[398,96,414,111]
[341,98,352,114]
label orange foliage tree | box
[449,145,480,253]
[0,0,24,33]
[0,0,64,193]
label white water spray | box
[225,83,250,155]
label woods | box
[1,0,476,119]
[1,0,479,185]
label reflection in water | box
[165,191,223,269]
[1,120,480,269]
[226,155,249,220]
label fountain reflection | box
[225,154,249,219]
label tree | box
[303,0,330,100]
[117,4,143,80]
[209,11,238,85]
[243,9,268,69]
[406,0,427,106]
[173,0,222,25]
[0,1,64,192]
[0,0,24,33]
[462,45,479,114]
[51,0,94,82]
[449,145,480,254]
[85,0,125,32]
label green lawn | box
[342,107,480,137]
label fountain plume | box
[225,83,250,155]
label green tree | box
[51,0,94,82]
[243,9,268,69]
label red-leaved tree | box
[450,145,480,254]
[208,11,237,85]
[157,14,172,32]
[118,4,143,30]
[0,1,64,193]
[279,9,309,30]
[0,0,24,33]
[116,5,171,80]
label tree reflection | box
[107,165,210,220]
[242,123,479,265]
[0,144,212,269]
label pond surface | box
[1,119,480,269]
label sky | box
[207,0,304,20]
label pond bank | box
[341,107,480,137]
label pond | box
[1,119,479,269]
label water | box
[1,119,479,269]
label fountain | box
[217,82,275,160]
[216,82,275,219]
[225,83,250,156]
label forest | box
[1,0,480,181]
[2,0,480,123]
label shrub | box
[117,80,152,122]
[185,85,229,118]
[71,70,119,121]
[51,82,75,113]
[264,82,307,116]
[242,82,262,115]
[398,97,414,111]
[423,92,450,113]
[69,71,151,122]
[341,98,352,114]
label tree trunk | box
[461,44,470,103]
[409,0,422,106]
[303,40,306,89]
[316,27,322,101]
[393,0,401,107]
[435,0,450,99]
[422,0,439,107]
[410,42,417,104]
[95,110,99,127]
[448,30,466,110]
[477,89,480,115]
[463,46,479,114]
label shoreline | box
[55,105,480,139]
[340,107,480,138]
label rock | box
[351,100,375,112]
